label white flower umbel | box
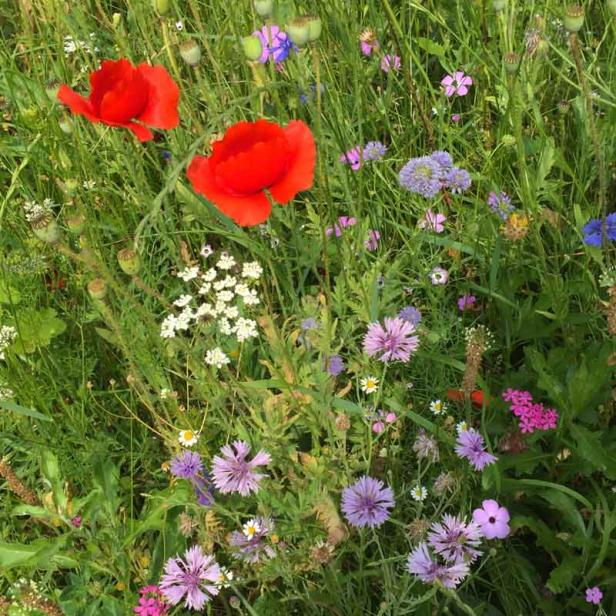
[205,347,230,370]
[234,318,258,342]
[216,252,236,270]
[242,261,263,280]
[177,266,200,281]
[0,325,17,360]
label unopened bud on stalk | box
[287,17,311,46]
[117,248,141,276]
[31,214,61,244]
[305,16,322,42]
[87,278,107,300]
[563,4,584,32]
[503,51,520,74]
[58,114,72,134]
[152,0,170,15]
[241,35,264,61]
[493,0,506,11]
[45,80,60,101]
[179,39,202,66]
[66,214,85,234]
[254,0,273,17]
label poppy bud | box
[563,4,584,32]
[152,0,170,15]
[112,12,121,28]
[535,39,549,58]
[503,51,520,74]
[45,80,60,101]
[58,114,73,134]
[31,214,61,244]
[609,0,616,17]
[117,248,141,276]
[241,35,264,61]
[87,278,107,300]
[254,0,273,17]
[179,39,201,66]
[287,17,311,46]
[66,214,85,234]
[492,0,506,10]
[305,16,322,42]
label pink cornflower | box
[363,317,419,363]
[407,543,470,588]
[428,514,483,563]
[381,54,401,73]
[134,585,169,616]
[455,428,497,471]
[211,440,271,496]
[441,71,473,97]
[418,209,446,233]
[472,500,510,539]
[339,147,362,171]
[585,586,603,605]
[457,294,476,311]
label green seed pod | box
[563,4,584,32]
[66,214,85,234]
[493,0,506,10]
[179,39,202,66]
[503,51,520,74]
[254,0,273,17]
[287,17,311,46]
[87,278,107,301]
[58,114,73,134]
[535,39,549,58]
[45,80,60,101]
[305,16,322,42]
[117,248,141,276]
[31,214,61,244]
[501,134,516,147]
[241,35,264,61]
[152,0,170,15]
[608,0,616,17]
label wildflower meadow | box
[1,0,616,613]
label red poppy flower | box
[186,119,316,226]
[57,58,179,142]
[446,389,488,409]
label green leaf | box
[546,556,580,594]
[0,284,21,304]
[502,478,592,509]
[569,424,616,480]
[416,37,447,59]
[0,399,52,422]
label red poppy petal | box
[187,155,272,226]
[210,119,286,165]
[135,64,180,129]
[89,59,135,112]
[122,121,154,142]
[268,120,316,204]
[470,391,486,408]
[57,85,99,122]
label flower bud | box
[254,0,273,17]
[179,39,201,66]
[287,17,311,46]
[58,114,73,134]
[535,39,549,58]
[45,80,60,101]
[112,12,121,28]
[66,214,85,234]
[493,0,506,10]
[152,0,169,15]
[241,35,264,61]
[501,134,516,147]
[609,0,616,17]
[503,51,520,74]
[87,278,107,300]
[563,4,584,32]
[31,214,61,244]
[117,248,141,276]
[305,16,322,42]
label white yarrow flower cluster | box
[63,33,98,56]
[23,198,54,222]
[0,325,17,360]
[0,385,14,401]
[205,347,230,370]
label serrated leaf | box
[416,37,447,58]
[546,556,580,594]
[569,424,616,480]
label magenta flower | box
[472,500,510,539]
[326,215,357,237]
[455,428,497,471]
[359,30,379,56]
[134,585,169,616]
[441,71,473,97]
[585,586,603,605]
[372,410,396,433]
[502,389,558,433]
[159,546,221,611]
[341,476,395,528]
[457,294,476,311]
[381,54,401,73]
[363,317,419,363]
[451,113,461,122]
[211,440,271,496]
[364,229,381,251]
[418,209,446,233]
[407,543,470,588]
[339,147,362,171]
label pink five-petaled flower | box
[339,147,362,171]
[381,54,401,73]
[472,500,510,539]
[585,586,603,605]
[211,440,271,496]
[441,71,473,97]
[418,209,447,233]
[363,317,419,363]
[134,585,169,616]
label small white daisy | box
[242,261,263,280]
[456,421,469,433]
[177,266,200,281]
[216,567,234,588]
[205,347,230,369]
[410,485,428,502]
[173,294,193,308]
[360,376,379,394]
[242,519,261,538]
[429,400,447,415]
[217,252,236,270]
[178,429,199,447]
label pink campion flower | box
[472,500,510,539]
[457,294,476,311]
[339,147,362,171]
[381,54,401,73]
[418,209,446,233]
[372,410,397,433]
[430,266,449,285]
[364,229,381,251]
[134,585,169,616]
[451,113,461,122]
[363,317,419,363]
[211,440,271,496]
[441,71,473,97]
[585,586,603,605]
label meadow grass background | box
[0,0,615,614]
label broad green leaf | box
[0,399,52,422]
[569,424,616,480]
[546,556,580,594]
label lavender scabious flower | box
[159,546,221,611]
[399,156,443,198]
[399,306,422,326]
[229,517,276,563]
[212,440,271,496]
[455,428,497,471]
[429,150,453,171]
[363,317,419,363]
[341,476,395,528]
[582,213,616,247]
[428,515,482,563]
[324,354,345,376]
[363,141,387,161]
[488,191,515,220]
[170,451,204,480]
[364,229,381,251]
[300,317,319,331]
[444,167,471,193]
[407,543,470,588]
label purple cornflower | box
[341,476,395,528]
[363,317,419,363]
[363,141,387,161]
[428,515,482,563]
[399,156,443,198]
[381,54,401,72]
[324,354,345,376]
[326,215,357,237]
[229,517,276,563]
[170,451,204,480]
[585,586,603,605]
[430,150,453,171]
[418,209,446,233]
[407,543,470,588]
[472,500,510,539]
[211,440,271,496]
[339,148,362,171]
[399,306,422,326]
[441,71,473,97]
[582,213,616,247]
[364,229,381,251]
[134,585,169,616]
[457,294,476,311]
[455,428,497,471]
[192,474,214,506]
[444,167,471,193]
[159,546,221,611]
[488,191,515,220]
[253,25,295,63]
